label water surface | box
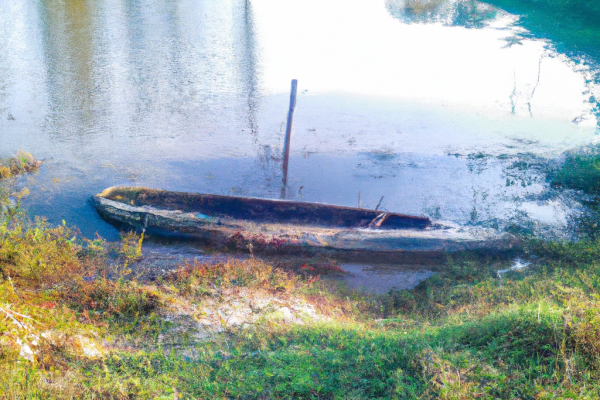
[1,0,598,239]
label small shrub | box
[553,150,600,194]
[0,218,82,287]
[119,230,144,272]
[10,150,41,175]
[0,150,41,181]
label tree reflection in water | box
[385,0,498,28]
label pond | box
[1,0,599,240]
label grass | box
[552,147,600,239]
[553,148,600,195]
[0,151,40,212]
[5,153,600,398]
[8,233,600,398]
[3,218,600,398]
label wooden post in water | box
[375,196,384,211]
[281,79,298,199]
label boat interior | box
[99,187,431,230]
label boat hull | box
[91,187,517,256]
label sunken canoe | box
[91,187,515,255]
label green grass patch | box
[553,149,600,195]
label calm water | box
[1,0,599,239]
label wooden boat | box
[91,186,515,256]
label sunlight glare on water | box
[255,0,595,125]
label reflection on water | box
[386,0,600,125]
[0,0,599,240]
[40,0,96,135]
[487,0,600,125]
[487,0,600,63]
[386,0,498,28]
